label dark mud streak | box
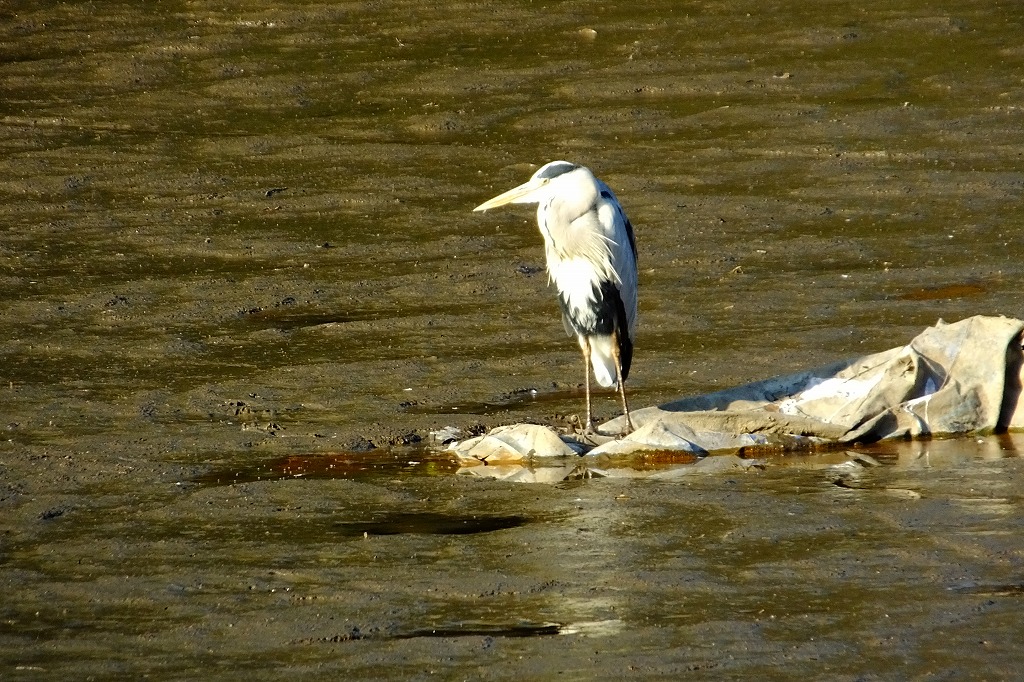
[950,583,1024,597]
[391,623,563,639]
[333,512,530,536]
[235,303,492,332]
[302,622,562,644]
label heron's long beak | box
[473,178,548,212]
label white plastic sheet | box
[451,316,1024,462]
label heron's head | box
[473,161,582,212]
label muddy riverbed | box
[2,0,1024,678]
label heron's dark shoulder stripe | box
[535,161,578,180]
[557,280,633,380]
[623,217,637,261]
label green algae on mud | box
[3,0,1024,442]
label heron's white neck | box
[535,177,616,285]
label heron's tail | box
[586,333,632,388]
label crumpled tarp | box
[451,316,1024,462]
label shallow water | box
[3,0,1024,678]
[6,437,1024,679]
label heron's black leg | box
[612,329,634,435]
[580,336,595,434]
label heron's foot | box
[576,420,606,447]
[568,413,596,435]
[567,414,591,436]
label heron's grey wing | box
[596,187,639,339]
[597,180,637,264]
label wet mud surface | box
[3,0,1024,678]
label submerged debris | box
[449,423,579,464]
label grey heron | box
[474,161,638,435]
